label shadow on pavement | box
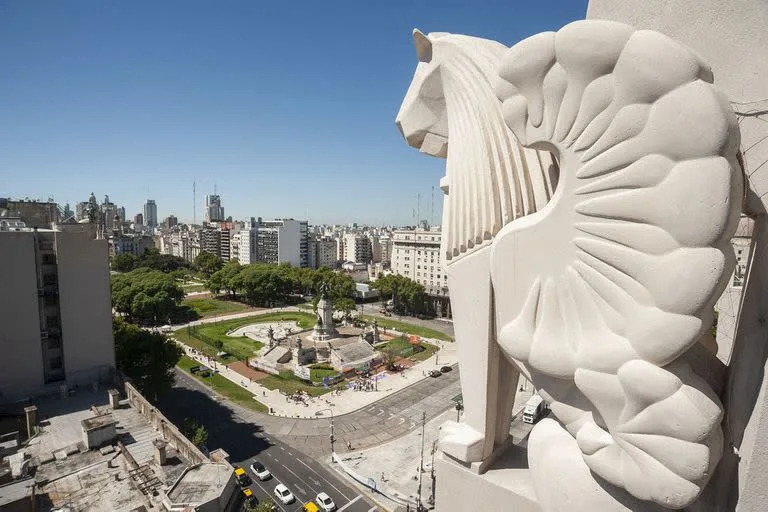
[156,386,270,462]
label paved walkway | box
[175,336,457,418]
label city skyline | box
[0,1,585,225]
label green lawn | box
[310,367,338,382]
[183,297,249,318]
[182,284,207,293]
[259,374,333,397]
[173,311,316,364]
[360,315,453,341]
[176,355,269,413]
[376,337,439,363]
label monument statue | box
[312,281,338,342]
[397,20,742,511]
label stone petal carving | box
[492,20,742,508]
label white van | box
[522,394,545,424]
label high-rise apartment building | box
[164,215,178,228]
[0,224,116,400]
[254,218,308,267]
[308,235,338,269]
[200,227,221,259]
[143,199,158,229]
[343,233,372,264]
[134,213,144,226]
[205,194,224,223]
[391,227,451,317]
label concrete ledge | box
[435,448,541,512]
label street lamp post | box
[315,408,335,459]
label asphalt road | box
[157,371,378,512]
[262,366,461,458]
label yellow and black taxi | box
[303,501,320,512]
[242,487,258,507]
[234,467,252,487]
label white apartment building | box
[254,218,309,267]
[391,227,451,317]
[343,233,372,264]
[0,223,116,401]
[236,227,258,264]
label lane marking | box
[282,464,317,497]
[398,418,405,425]
[368,507,378,512]
[280,446,285,451]
[377,409,384,416]
[410,422,416,429]
[388,413,395,420]
[295,458,351,501]
[287,451,293,456]
[367,406,376,412]
[337,495,363,511]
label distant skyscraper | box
[205,194,224,223]
[143,200,157,229]
[134,213,144,226]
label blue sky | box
[0,1,586,225]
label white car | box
[273,483,295,505]
[316,492,336,512]
[250,461,271,481]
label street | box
[158,369,379,512]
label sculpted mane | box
[427,34,558,262]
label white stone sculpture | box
[396,20,743,511]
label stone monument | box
[311,282,338,342]
[397,18,745,511]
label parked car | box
[303,502,320,512]
[440,366,452,373]
[242,488,258,508]
[274,484,295,505]
[234,467,251,487]
[429,370,442,378]
[250,461,271,481]
[189,365,201,374]
[199,369,212,378]
[316,492,336,511]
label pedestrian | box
[381,472,385,482]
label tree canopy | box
[205,262,356,308]
[194,250,223,276]
[112,268,196,325]
[371,274,429,316]
[113,318,182,402]
[111,247,190,274]
[112,253,138,272]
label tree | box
[334,297,357,320]
[207,260,241,296]
[248,498,277,512]
[371,274,429,316]
[113,318,182,402]
[112,268,195,325]
[383,344,399,371]
[112,253,138,272]
[195,250,223,276]
[138,247,190,273]
[181,418,209,449]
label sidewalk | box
[334,382,535,510]
[174,336,458,419]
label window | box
[44,295,57,307]
[49,357,62,370]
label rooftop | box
[166,462,233,507]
